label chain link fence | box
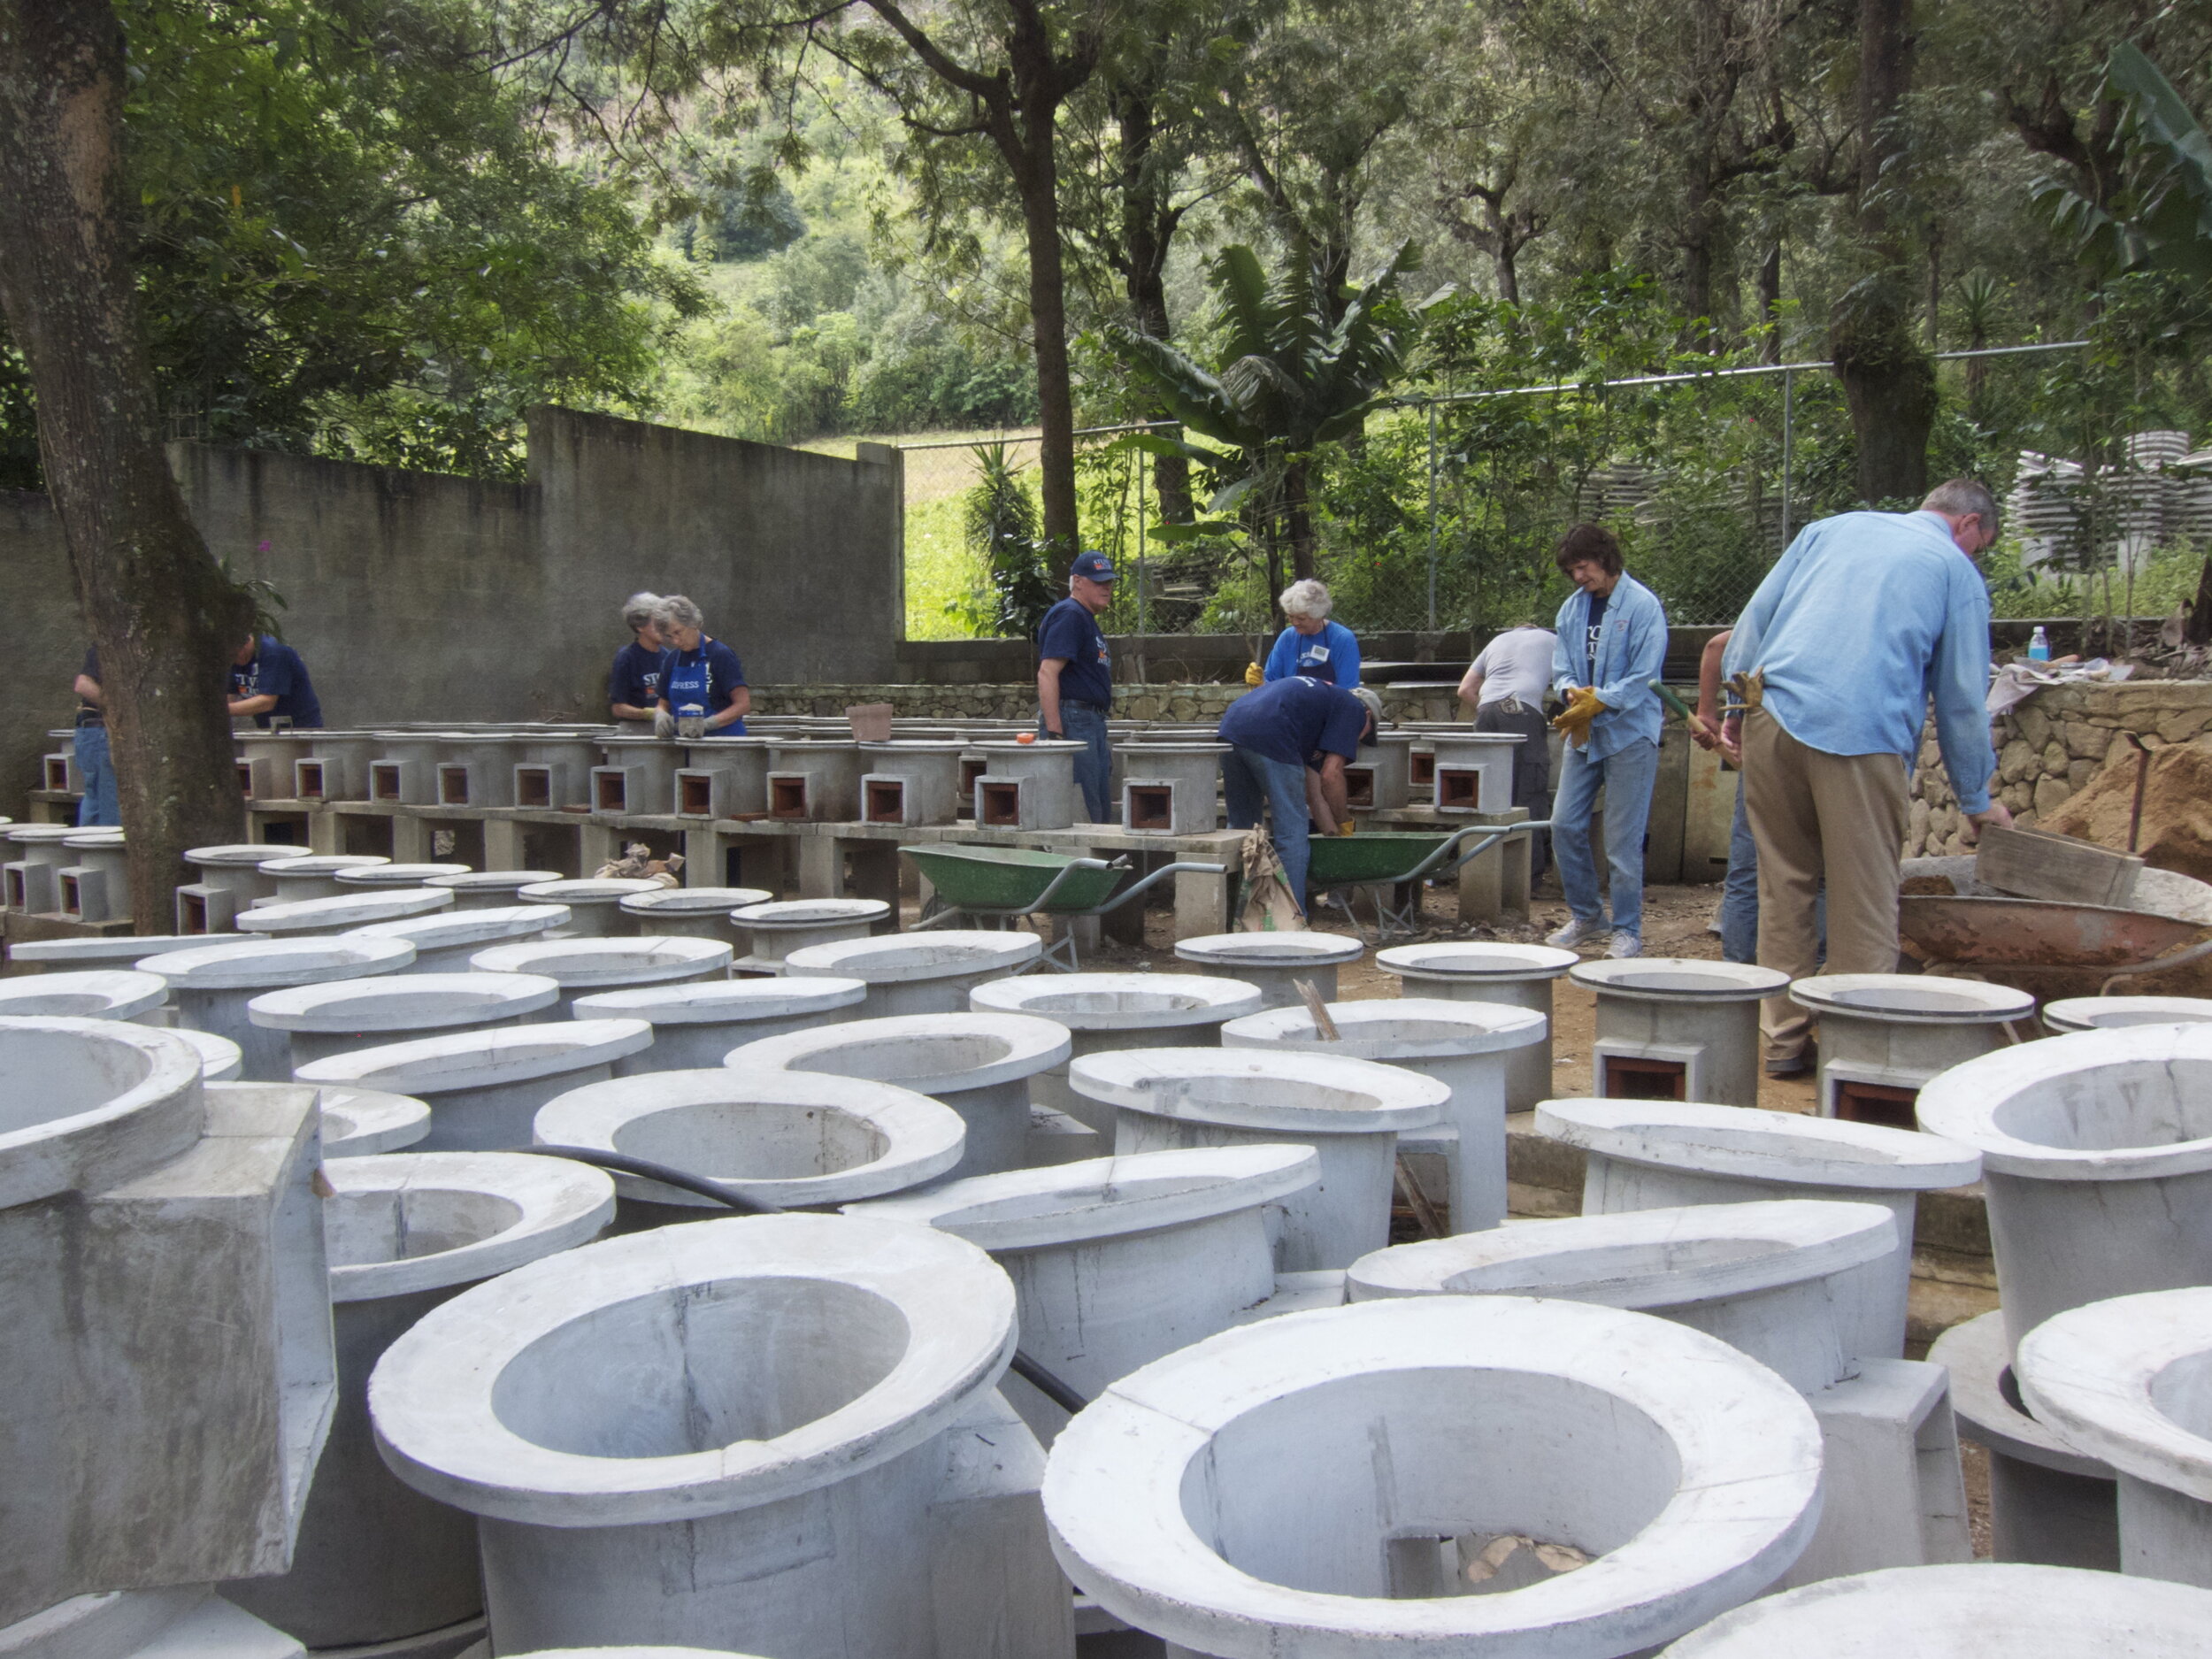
[898,342,2098,646]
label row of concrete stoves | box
[9,918,2212,1657]
[38,718,1531,833]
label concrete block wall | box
[3,411,902,818]
[1908,681,2212,856]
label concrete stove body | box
[1536,1097,1981,1363]
[367,1215,1074,1658]
[1171,933,1366,1010]
[1348,1200,1971,1588]
[1786,973,2033,1126]
[573,977,866,1073]
[1374,942,1578,1111]
[249,971,561,1071]
[142,935,417,1080]
[1041,1296,1823,1658]
[1569,958,1792,1107]
[782,929,1041,1018]
[1070,1048,1447,1271]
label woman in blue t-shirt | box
[653,595,749,736]
[1259,580,1362,687]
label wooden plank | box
[1975,822,2143,908]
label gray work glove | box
[652,707,676,740]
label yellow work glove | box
[1245,662,1264,687]
[1337,818,1356,836]
[1551,686,1609,749]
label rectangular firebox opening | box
[979,779,1022,827]
[515,766,553,809]
[1436,767,1480,810]
[438,764,471,806]
[370,762,403,803]
[1834,1079,1920,1131]
[1602,1054,1688,1101]
[770,776,810,819]
[1126,783,1174,831]
[1343,766,1377,810]
[864,780,906,823]
[594,771,628,814]
[295,760,326,800]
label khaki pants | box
[1742,710,1910,1061]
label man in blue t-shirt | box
[1217,676,1382,915]
[1036,550,1117,821]
[609,591,671,725]
[228,634,324,728]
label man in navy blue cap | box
[1036,549,1118,821]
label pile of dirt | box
[2042,740,2212,885]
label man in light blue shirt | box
[1545,523,1669,958]
[1723,479,2011,1074]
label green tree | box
[1103,240,1431,604]
[959,442,1056,637]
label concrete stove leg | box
[1785,1359,1971,1587]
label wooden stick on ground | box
[1294,978,1340,1041]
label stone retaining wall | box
[748,682,1466,725]
[1909,680,2212,855]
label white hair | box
[1279,579,1333,621]
[656,595,704,631]
[622,592,663,630]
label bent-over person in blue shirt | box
[1722,479,2010,1076]
[1546,523,1667,959]
[1036,550,1118,821]
[1217,678,1382,916]
[1259,579,1362,687]
[228,634,324,728]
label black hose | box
[508,1142,1093,1415]
[524,1144,786,1214]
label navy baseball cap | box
[1070,549,1118,582]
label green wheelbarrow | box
[1300,820,1551,943]
[901,843,1226,972]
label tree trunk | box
[0,0,249,929]
[1015,152,1081,556]
[1831,0,1935,505]
[1116,79,1193,524]
[998,15,1083,557]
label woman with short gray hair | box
[608,591,668,726]
[653,595,750,738]
[1255,578,1363,688]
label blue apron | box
[664,639,744,735]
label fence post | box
[1136,454,1148,684]
[1779,367,1793,550]
[1425,402,1440,632]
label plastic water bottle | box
[2027,626,2051,664]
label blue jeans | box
[1223,746,1312,914]
[74,724,119,826]
[1553,737,1659,940]
[1724,774,1824,964]
[1722,781,1760,963]
[1045,703,1112,823]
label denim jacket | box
[1551,572,1668,761]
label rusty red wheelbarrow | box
[1899,894,2212,990]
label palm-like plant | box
[1102,241,1432,603]
[2035,42,2212,285]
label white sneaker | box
[1607,933,1644,959]
[1546,918,1609,949]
